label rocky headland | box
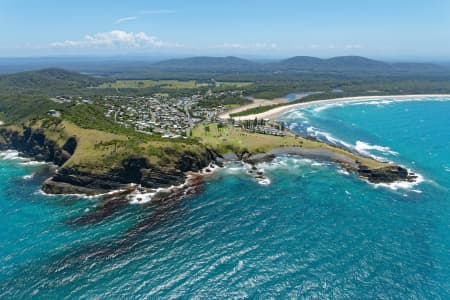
[0,123,417,198]
[0,125,220,196]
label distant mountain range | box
[276,56,389,70]
[151,56,259,72]
[0,55,448,77]
[148,55,448,74]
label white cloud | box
[345,44,364,49]
[50,30,182,49]
[139,9,176,15]
[296,44,365,50]
[209,42,277,49]
[115,16,138,24]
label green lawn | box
[192,123,305,154]
[98,80,206,89]
[192,123,387,169]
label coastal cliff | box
[0,125,220,195]
[0,126,75,166]
[0,122,416,196]
[42,149,219,195]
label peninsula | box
[2,59,447,199]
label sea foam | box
[303,96,450,114]
[355,141,399,156]
[23,174,35,180]
[0,150,23,161]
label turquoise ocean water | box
[0,97,449,298]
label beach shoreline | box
[224,94,450,121]
[219,97,288,119]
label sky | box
[1,0,450,60]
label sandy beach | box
[219,98,288,119]
[224,94,450,121]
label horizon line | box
[0,54,449,63]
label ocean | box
[1,97,449,298]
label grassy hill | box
[31,118,205,174]
[0,95,62,123]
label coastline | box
[226,94,450,121]
[0,143,420,207]
[1,92,431,200]
[219,97,288,119]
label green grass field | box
[192,123,386,168]
[214,82,252,88]
[192,123,305,154]
[29,119,208,173]
[98,80,251,90]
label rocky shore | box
[0,126,221,196]
[41,152,219,196]
[0,125,417,198]
[0,127,76,166]
[243,147,417,184]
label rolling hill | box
[0,56,448,78]
[149,55,447,75]
[0,68,108,95]
[151,56,259,72]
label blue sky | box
[1,0,450,60]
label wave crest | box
[0,150,23,161]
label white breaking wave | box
[282,110,306,120]
[306,126,354,149]
[312,102,345,113]
[19,160,48,166]
[0,150,50,166]
[355,141,399,156]
[247,156,425,192]
[38,185,133,199]
[23,173,35,180]
[304,126,396,162]
[0,150,24,161]
[128,187,163,204]
[129,163,221,205]
[257,178,271,185]
[128,174,201,205]
[350,99,394,106]
[220,161,273,186]
[337,169,350,176]
[307,97,450,113]
[255,156,328,172]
